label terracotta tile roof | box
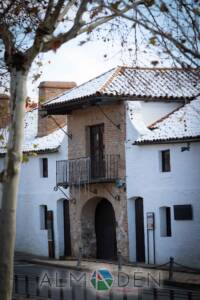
[148,105,185,129]
[135,96,200,144]
[44,67,200,109]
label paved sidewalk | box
[15,252,200,290]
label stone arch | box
[81,197,117,259]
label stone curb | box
[21,258,92,272]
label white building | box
[1,68,200,267]
[126,96,200,268]
[43,67,200,266]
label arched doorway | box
[95,199,117,260]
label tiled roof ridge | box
[43,87,76,105]
[148,104,186,129]
[99,66,122,93]
[149,94,200,129]
[136,96,200,144]
[117,66,200,72]
[43,67,117,106]
[44,66,200,105]
[43,66,200,108]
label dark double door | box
[47,201,71,259]
[95,199,117,260]
[135,198,145,262]
[63,200,71,257]
[90,124,105,179]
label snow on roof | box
[44,67,200,108]
[136,97,200,144]
[44,67,117,106]
[23,126,65,153]
[0,108,65,154]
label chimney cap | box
[38,81,76,89]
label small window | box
[40,158,48,177]
[174,205,193,220]
[40,205,47,230]
[160,206,172,237]
[160,150,171,172]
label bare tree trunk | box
[0,68,28,300]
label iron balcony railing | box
[56,154,120,187]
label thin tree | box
[0,1,142,299]
[0,1,199,299]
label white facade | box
[1,67,200,265]
[0,136,69,259]
[126,100,200,267]
[0,106,70,259]
[15,136,68,258]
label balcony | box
[56,154,120,187]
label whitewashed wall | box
[140,101,180,126]
[126,100,200,267]
[15,135,69,258]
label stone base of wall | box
[69,183,129,261]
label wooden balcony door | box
[90,124,105,179]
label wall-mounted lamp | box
[115,179,126,189]
[181,142,190,152]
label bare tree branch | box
[108,3,200,65]
[0,25,16,66]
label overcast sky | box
[28,35,169,101]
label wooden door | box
[63,200,72,257]
[90,124,105,179]
[135,198,145,262]
[95,199,117,260]
[47,211,55,258]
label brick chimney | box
[0,94,10,128]
[37,81,76,137]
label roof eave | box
[44,95,125,115]
[133,136,200,145]
[24,146,60,154]
[44,94,192,115]
[0,146,60,157]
